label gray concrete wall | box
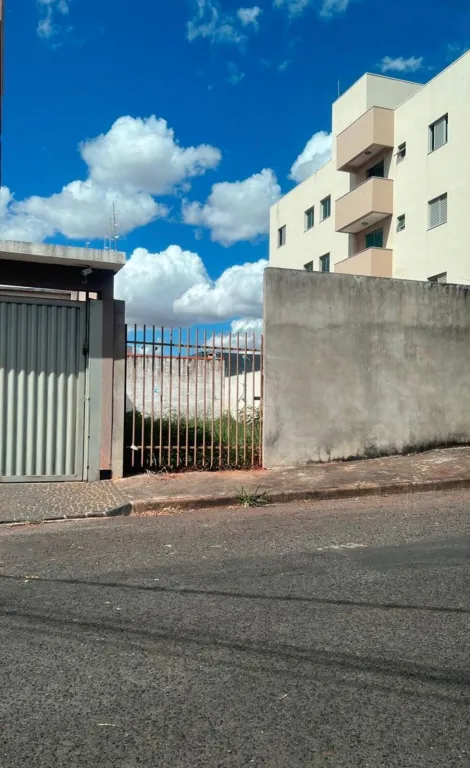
[264,268,470,467]
[111,300,126,480]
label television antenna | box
[104,201,119,251]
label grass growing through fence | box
[125,408,262,473]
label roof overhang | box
[0,240,126,272]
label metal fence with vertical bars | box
[125,326,263,473]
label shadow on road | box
[0,572,467,614]
[1,602,469,694]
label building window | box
[278,225,286,247]
[320,253,330,272]
[428,193,447,229]
[428,272,447,284]
[304,261,314,272]
[429,115,448,152]
[304,207,314,231]
[366,159,385,179]
[365,228,384,249]
[320,196,331,221]
[397,142,406,163]
[397,214,406,232]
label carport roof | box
[0,240,125,272]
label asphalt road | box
[0,490,469,768]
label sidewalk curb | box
[3,477,469,527]
[0,503,132,527]
[130,476,470,515]
[85,503,133,519]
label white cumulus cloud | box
[0,188,53,242]
[289,130,332,183]
[379,56,424,73]
[182,169,281,246]
[0,115,221,242]
[174,258,266,323]
[274,0,351,17]
[17,181,167,241]
[237,6,262,27]
[214,316,264,347]
[187,0,244,44]
[115,246,208,325]
[114,245,266,326]
[273,0,311,15]
[81,115,221,195]
[230,316,263,339]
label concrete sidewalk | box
[2,446,470,524]
[117,446,470,513]
[0,480,131,525]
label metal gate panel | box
[0,298,87,482]
[125,325,263,472]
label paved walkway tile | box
[0,481,130,524]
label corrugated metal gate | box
[0,297,87,482]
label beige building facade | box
[270,52,470,285]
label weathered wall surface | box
[264,268,470,467]
[126,356,224,419]
[126,356,260,419]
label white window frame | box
[278,225,286,247]
[428,193,447,230]
[429,115,448,153]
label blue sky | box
[2,0,469,331]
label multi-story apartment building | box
[270,51,470,285]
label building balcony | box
[336,107,395,172]
[335,177,393,234]
[334,248,393,278]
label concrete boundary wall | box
[263,268,470,468]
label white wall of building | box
[393,53,470,283]
[365,75,422,114]
[269,161,350,272]
[332,75,369,138]
[332,74,421,138]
